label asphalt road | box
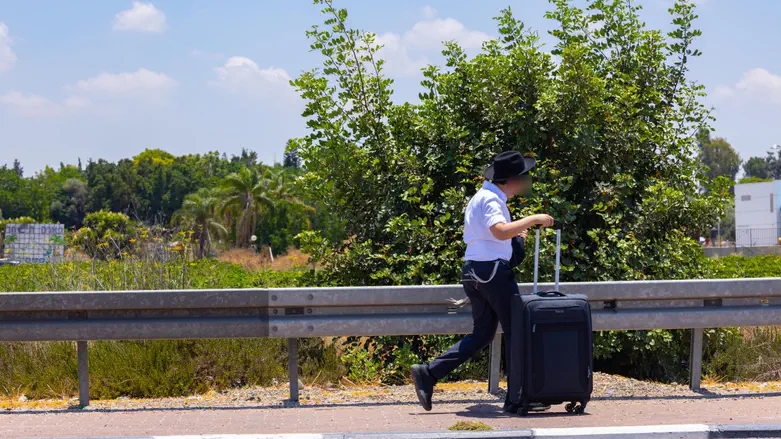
[2,395,781,438]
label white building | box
[734,180,781,247]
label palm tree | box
[220,167,275,247]
[173,188,228,258]
[266,168,316,217]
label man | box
[411,151,554,414]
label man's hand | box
[519,229,528,240]
[490,214,555,241]
[531,214,554,227]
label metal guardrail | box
[2,277,781,406]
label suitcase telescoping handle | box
[532,220,562,295]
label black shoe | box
[503,401,523,414]
[411,364,434,411]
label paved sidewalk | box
[2,395,781,438]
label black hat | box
[483,151,536,181]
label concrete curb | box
[24,423,781,439]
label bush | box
[707,255,781,278]
[71,211,137,259]
[737,177,773,184]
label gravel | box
[2,372,776,412]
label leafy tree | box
[767,150,781,180]
[50,178,88,228]
[12,159,23,178]
[173,188,228,258]
[283,140,302,170]
[231,148,259,168]
[292,0,729,286]
[251,168,316,253]
[85,159,139,216]
[697,131,741,182]
[0,165,29,219]
[743,156,771,180]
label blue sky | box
[1,0,779,173]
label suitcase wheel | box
[566,402,586,414]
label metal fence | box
[2,277,781,406]
[735,228,781,247]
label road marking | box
[533,423,711,438]
[31,423,781,439]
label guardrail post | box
[288,338,299,401]
[77,341,89,407]
[689,328,703,391]
[488,335,502,394]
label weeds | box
[449,421,493,431]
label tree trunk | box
[198,225,206,259]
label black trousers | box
[427,259,519,402]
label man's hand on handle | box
[531,214,554,228]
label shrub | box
[71,211,137,259]
[737,177,773,184]
[706,255,781,278]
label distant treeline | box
[0,147,343,255]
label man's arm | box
[490,214,554,241]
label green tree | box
[698,131,741,182]
[173,188,228,258]
[743,156,771,179]
[50,178,88,228]
[86,159,139,216]
[292,0,729,286]
[220,167,275,246]
[12,159,23,178]
[768,150,781,179]
[252,168,316,253]
[283,140,302,170]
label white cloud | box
[113,2,166,33]
[421,6,438,20]
[404,18,491,51]
[70,68,178,103]
[713,68,781,105]
[63,95,92,110]
[211,56,295,100]
[0,23,17,72]
[375,32,428,77]
[376,14,492,77]
[0,91,89,117]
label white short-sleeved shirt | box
[463,181,512,261]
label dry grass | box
[449,421,493,431]
[217,247,312,272]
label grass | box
[449,421,493,431]
[0,338,344,400]
[706,327,781,382]
[218,247,313,272]
[0,254,330,400]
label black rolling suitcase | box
[509,223,593,415]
